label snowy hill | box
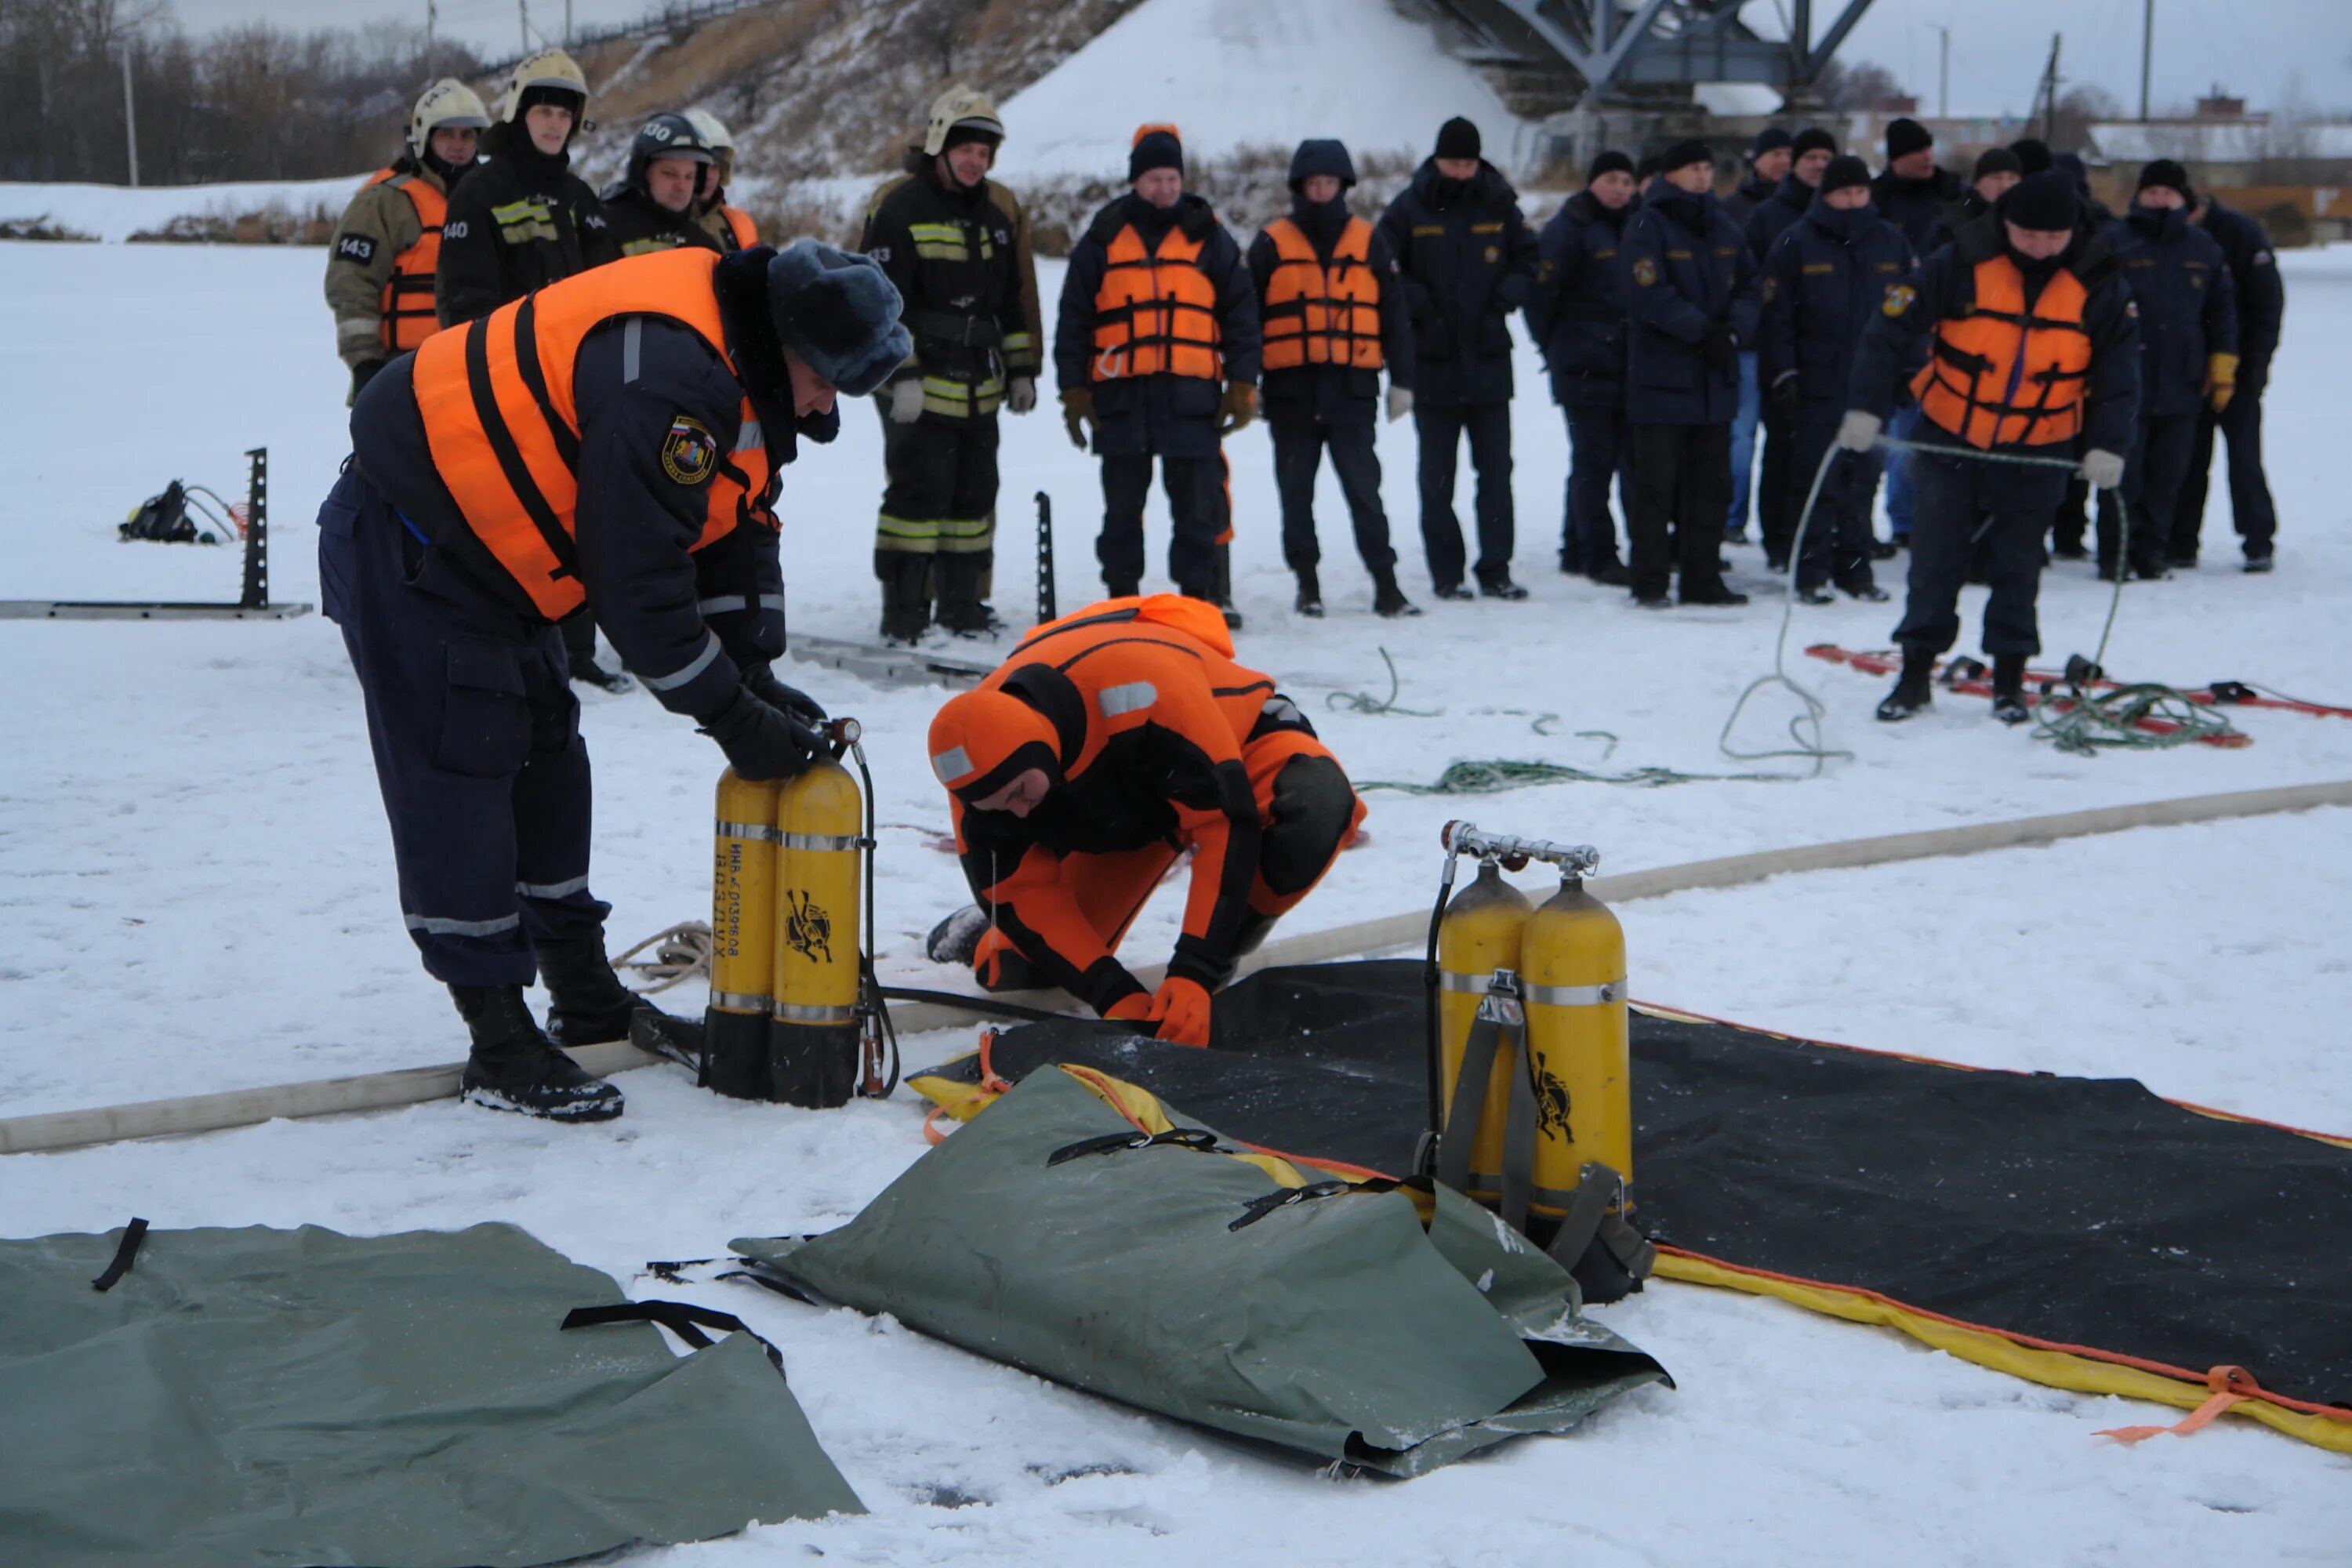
[0,174,366,243]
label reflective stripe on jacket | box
[1091,223,1223,382]
[1259,216,1383,372]
[1910,255,2092,448]
[409,247,775,619]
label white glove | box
[1386,385,1414,423]
[1835,410,1882,452]
[887,378,924,425]
[2079,448,2126,490]
[1005,376,1036,415]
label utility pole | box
[120,40,138,187]
[2039,33,2062,144]
[426,0,436,72]
[2139,0,2154,121]
[565,0,574,46]
[1930,24,1949,121]
[520,1,531,54]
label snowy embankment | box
[3,235,2350,1563]
[0,173,368,241]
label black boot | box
[452,985,624,1120]
[878,553,931,645]
[935,554,1004,638]
[1475,568,1530,601]
[1990,653,2031,725]
[1210,544,1243,629]
[1875,648,1935,722]
[1371,572,1421,618]
[1294,564,1323,617]
[926,905,990,966]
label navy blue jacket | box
[1374,158,1537,406]
[1849,214,2140,460]
[2106,203,2238,420]
[1743,174,1813,260]
[1758,196,1918,420]
[1620,183,1760,425]
[1245,194,1414,426]
[1869,165,1967,258]
[1527,188,1638,410]
[2195,197,2284,372]
[354,249,820,723]
[1722,170,1780,230]
[1054,192,1261,460]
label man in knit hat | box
[1843,169,2140,726]
[1934,145,2021,251]
[1377,116,1539,600]
[2100,158,2238,578]
[1870,118,1966,560]
[1529,148,1641,584]
[1054,125,1261,610]
[325,240,910,1119]
[1620,138,1759,608]
[1738,125,1839,568]
[2183,186,2285,571]
[1725,127,1792,228]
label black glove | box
[1701,326,1738,376]
[351,359,387,397]
[699,687,822,782]
[742,662,826,725]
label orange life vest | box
[363,168,447,354]
[1909,255,2092,449]
[722,205,757,250]
[1091,223,1223,382]
[409,248,776,620]
[1259,216,1382,373]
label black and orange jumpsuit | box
[928,596,1363,1014]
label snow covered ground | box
[5,234,2351,1561]
[0,173,370,241]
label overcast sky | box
[158,0,2352,118]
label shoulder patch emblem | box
[660,414,719,486]
[1632,257,1659,287]
[334,233,376,263]
[1881,282,1916,318]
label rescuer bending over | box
[924,597,1364,1047]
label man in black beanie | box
[2102,158,2238,576]
[2183,186,2285,571]
[1054,124,1262,608]
[1726,127,1792,228]
[1758,154,1915,603]
[1620,139,1759,607]
[1739,125,1839,568]
[1529,148,1641,583]
[1377,117,1539,599]
[2009,137,2054,176]
[1869,119,1964,560]
[1842,169,2140,725]
[1935,146,2021,250]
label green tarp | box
[0,1221,862,1567]
[732,1067,1667,1477]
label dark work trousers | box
[1791,417,1883,592]
[877,408,1002,569]
[1562,406,1632,574]
[316,465,606,989]
[1270,416,1395,576]
[1755,393,1798,561]
[2107,413,2198,571]
[1627,422,1733,601]
[2050,476,2090,555]
[1098,452,1221,595]
[2176,376,2277,559]
[559,607,597,669]
[1414,400,1514,589]
[1891,443,2065,658]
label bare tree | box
[1813,57,1908,113]
[2047,84,2121,153]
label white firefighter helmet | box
[495,47,590,124]
[406,78,490,164]
[681,107,736,180]
[921,86,1005,158]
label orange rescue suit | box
[1091,223,1224,382]
[408,247,776,620]
[1910,254,2092,448]
[1259,215,1383,372]
[363,168,449,354]
[935,597,1362,1014]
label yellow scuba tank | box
[1433,859,1534,1204]
[705,768,781,1099]
[1519,871,1632,1218]
[770,753,863,1107]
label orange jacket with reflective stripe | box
[1091,223,1224,382]
[364,169,448,354]
[1910,255,2092,448]
[409,247,775,619]
[1259,216,1383,372]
